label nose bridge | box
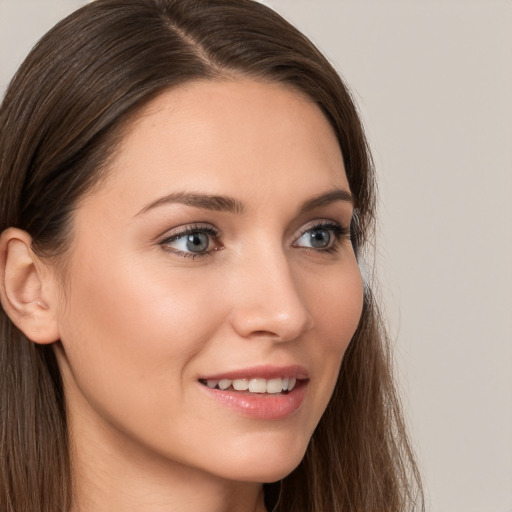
[229,241,314,341]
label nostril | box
[251,330,277,337]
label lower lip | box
[199,381,308,420]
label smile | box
[197,366,309,419]
[199,377,297,394]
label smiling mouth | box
[199,377,298,394]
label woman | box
[0,0,423,511]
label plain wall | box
[1,1,511,511]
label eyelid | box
[159,223,223,258]
[158,222,221,241]
[292,219,351,251]
[294,219,350,239]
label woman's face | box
[54,79,363,484]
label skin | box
[25,79,363,511]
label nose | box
[227,247,315,342]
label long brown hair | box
[0,1,423,510]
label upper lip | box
[198,364,309,381]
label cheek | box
[56,251,226,413]
[55,253,237,469]
[307,260,363,351]
[306,261,363,403]
[63,253,219,345]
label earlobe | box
[0,228,60,344]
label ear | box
[0,228,60,344]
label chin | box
[208,435,309,484]
[227,459,303,484]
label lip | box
[198,365,309,420]
[199,364,309,381]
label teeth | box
[218,379,231,390]
[203,377,298,393]
[266,378,282,394]
[249,378,267,393]
[232,378,249,391]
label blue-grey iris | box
[186,233,209,252]
[309,228,331,248]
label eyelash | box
[159,221,351,260]
[294,221,351,254]
[160,224,221,260]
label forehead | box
[86,78,348,212]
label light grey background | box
[1,1,511,511]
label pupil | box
[311,229,330,248]
[186,233,208,252]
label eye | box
[294,222,350,252]
[297,227,332,249]
[160,225,222,258]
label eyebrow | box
[298,189,354,214]
[136,192,245,216]
[136,188,353,217]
